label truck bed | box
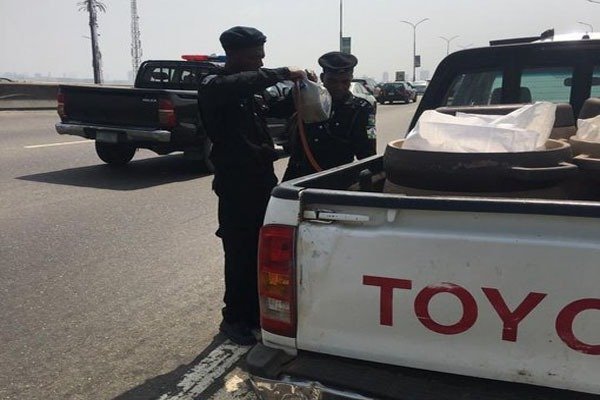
[262,156,600,396]
[59,84,188,128]
[275,155,600,203]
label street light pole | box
[400,18,429,82]
[339,0,343,51]
[439,35,459,55]
[578,21,594,33]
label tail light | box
[258,225,296,337]
[158,98,177,128]
[57,89,66,119]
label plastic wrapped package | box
[576,115,600,142]
[295,79,332,123]
[403,102,557,153]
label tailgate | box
[295,191,600,394]
[61,85,163,128]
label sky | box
[1,0,599,82]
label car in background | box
[411,80,429,95]
[377,81,417,104]
[350,81,377,112]
[351,78,377,95]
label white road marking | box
[24,140,93,149]
[158,340,250,400]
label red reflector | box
[158,98,176,128]
[258,225,296,337]
[57,90,66,119]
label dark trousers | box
[216,176,276,327]
[282,160,314,182]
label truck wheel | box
[95,142,136,166]
[202,137,215,173]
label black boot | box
[219,320,257,346]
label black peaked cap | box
[318,51,358,74]
[219,26,267,50]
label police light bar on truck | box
[181,54,227,62]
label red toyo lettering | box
[556,299,600,355]
[414,283,478,335]
[482,288,547,342]
[363,276,412,326]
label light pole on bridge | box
[439,35,459,55]
[400,18,429,82]
[578,21,594,33]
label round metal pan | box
[569,137,600,182]
[384,139,576,192]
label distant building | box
[382,71,389,82]
[419,70,430,81]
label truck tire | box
[202,137,215,173]
[95,142,136,166]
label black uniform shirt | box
[198,67,291,190]
[286,93,377,179]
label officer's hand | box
[306,70,318,83]
[260,144,279,162]
[287,67,307,81]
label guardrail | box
[0,82,58,110]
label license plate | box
[96,131,119,143]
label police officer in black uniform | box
[198,26,308,345]
[283,51,377,181]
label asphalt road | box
[0,100,419,400]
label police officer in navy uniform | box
[198,26,308,345]
[283,51,377,181]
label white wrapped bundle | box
[576,115,600,142]
[403,102,557,153]
[296,79,332,123]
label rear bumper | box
[247,344,597,400]
[55,122,171,143]
[379,94,409,101]
[247,344,373,400]
[250,376,373,400]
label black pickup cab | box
[55,60,290,170]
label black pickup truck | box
[55,58,290,170]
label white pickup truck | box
[247,33,600,399]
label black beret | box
[219,26,267,50]
[318,51,358,74]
